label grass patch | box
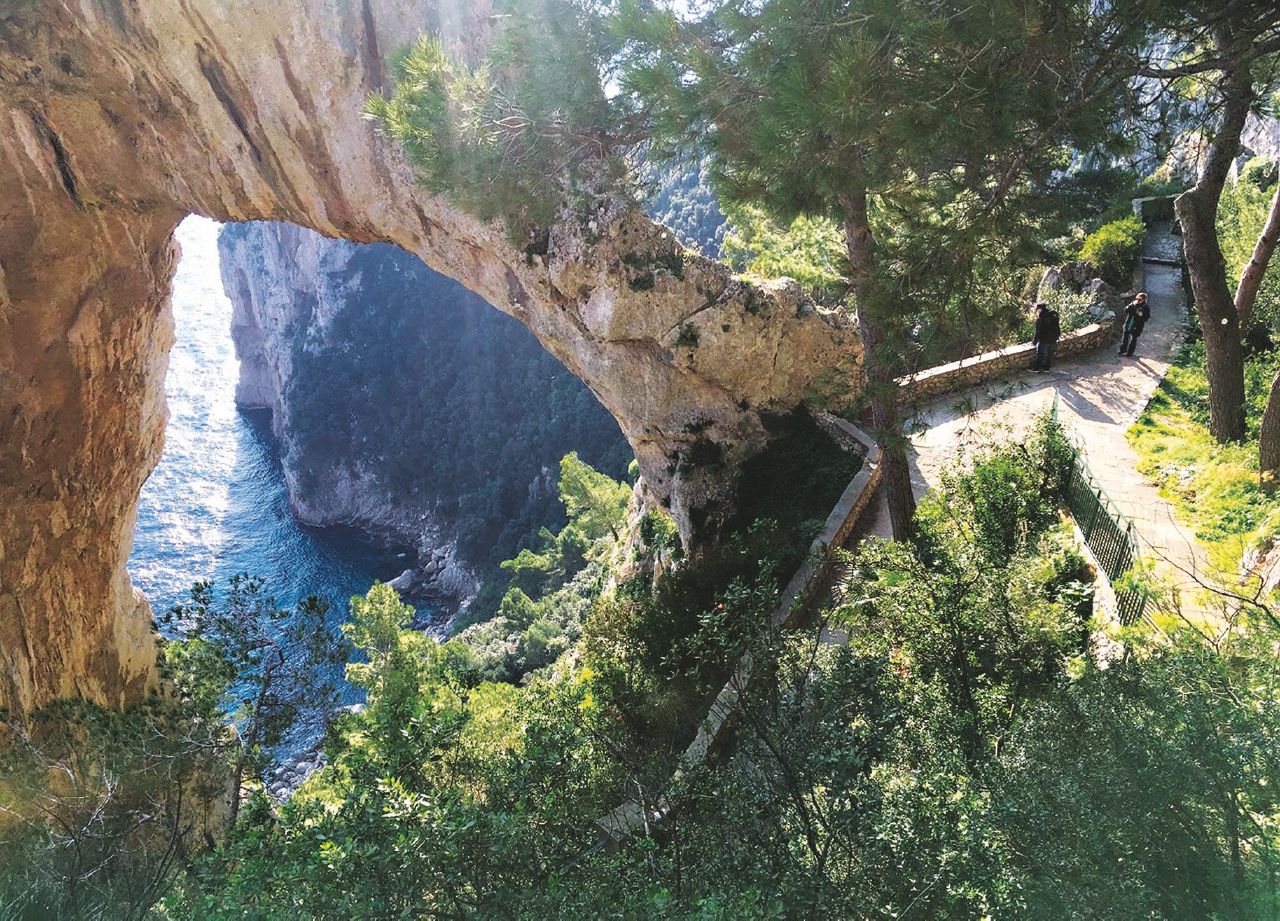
[1128,339,1280,571]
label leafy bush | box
[1044,287,1100,330]
[170,583,623,918]
[843,426,1093,768]
[0,577,348,919]
[0,697,231,920]
[1078,214,1145,287]
[455,454,631,680]
[1009,287,1100,344]
[637,508,679,555]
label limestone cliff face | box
[218,222,478,604]
[0,0,861,718]
[0,208,176,719]
[220,222,348,435]
[218,221,632,606]
[1244,115,1280,164]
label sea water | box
[129,216,442,727]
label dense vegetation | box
[0,581,346,919]
[11,422,1279,917]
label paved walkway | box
[860,228,1210,616]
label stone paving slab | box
[860,229,1211,613]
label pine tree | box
[559,451,632,542]
[617,0,1141,539]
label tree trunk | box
[227,758,245,833]
[841,191,916,541]
[1172,34,1255,444]
[1246,175,1280,486]
[1260,369,1280,490]
[1235,178,1280,325]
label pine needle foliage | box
[616,0,1141,328]
[365,1,636,243]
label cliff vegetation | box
[8,424,1278,917]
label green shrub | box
[675,322,700,348]
[1078,214,1145,287]
[1042,288,1097,333]
[637,508,679,554]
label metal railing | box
[1062,447,1147,625]
[1049,394,1147,625]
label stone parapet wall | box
[898,313,1119,408]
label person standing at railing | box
[1119,292,1151,358]
[1031,301,1061,372]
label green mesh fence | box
[1062,447,1147,625]
[1048,395,1148,625]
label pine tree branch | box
[1132,33,1280,79]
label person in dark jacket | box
[1120,292,1151,357]
[1032,302,1061,372]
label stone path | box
[860,228,1211,616]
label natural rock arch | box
[0,0,860,719]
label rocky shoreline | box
[216,221,633,619]
[219,223,481,611]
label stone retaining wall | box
[898,313,1119,407]
[597,414,883,845]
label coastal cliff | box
[218,223,631,608]
[0,0,860,717]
